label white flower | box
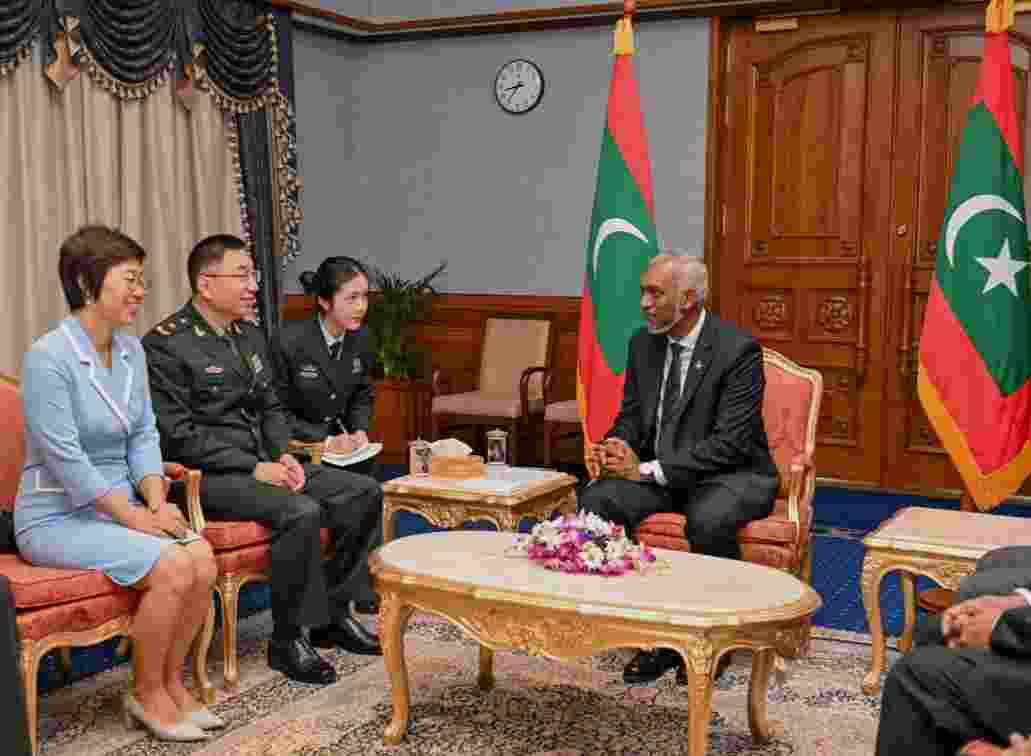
[581,542,605,570]
[605,538,629,560]
[582,511,613,537]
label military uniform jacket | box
[142,303,292,473]
[273,316,376,442]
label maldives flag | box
[576,15,658,444]
[918,31,1031,508]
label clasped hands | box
[585,437,641,481]
[254,453,306,492]
[940,593,1028,649]
[325,430,369,455]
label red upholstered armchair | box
[634,348,823,581]
[0,375,203,755]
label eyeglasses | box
[202,269,262,285]
[123,274,148,291]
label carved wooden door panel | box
[883,11,1031,492]
[719,14,896,485]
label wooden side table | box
[860,506,1031,693]
[380,467,578,542]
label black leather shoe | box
[268,637,338,685]
[623,649,683,685]
[352,599,380,615]
[310,617,382,656]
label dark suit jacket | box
[273,317,376,442]
[609,312,779,522]
[992,605,1031,657]
[142,302,293,473]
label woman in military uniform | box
[275,257,376,474]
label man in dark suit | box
[580,251,779,683]
[143,235,382,687]
[876,545,1031,755]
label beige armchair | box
[430,316,552,466]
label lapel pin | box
[695,360,704,370]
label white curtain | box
[0,48,243,375]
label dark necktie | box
[660,342,683,438]
[329,341,343,361]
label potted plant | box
[365,261,447,379]
[363,261,447,463]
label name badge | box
[352,356,363,374]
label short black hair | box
[298,256,368,310]
[59,226,147,311]
[188,234,248,293]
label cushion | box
[0,378,25,513]
[959,742,1004,756]
[17,591,138,642]
[201,520,276,550]
[432,392,545,419]
[544,400,580,424]
[762,364,813,498]
[478,318,550,399]
[210,528,333,575]
[0,553,123,609]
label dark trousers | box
[579,478,747,559]
[194,464,382,633]
[0,576,32,756]
[875,546,1031,755]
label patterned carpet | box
[37,610,890,756]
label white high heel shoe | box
[122,693,210,742]
[187,705,227,730]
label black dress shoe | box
[623,648,683,684]
[352,599,380,615]
[310,617,382,656]
[268,637,338,685]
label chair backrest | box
[478,317,551,399]
[761,349,823,499]
[0,374,25,513]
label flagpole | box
[614,0,636,55]
[986,0,1015,32]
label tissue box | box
[429,454,486,479]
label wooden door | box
[718,13,897,485]
[883,11,1031,492]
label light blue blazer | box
[14,317,164,540]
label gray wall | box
[288,18,710,295]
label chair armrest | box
[785,453,814,529]
[163,462,205,532]
[520,366,548,417]
[288,439,324,465]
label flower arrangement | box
[509,511,662,576]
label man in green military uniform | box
[143,235,382,686]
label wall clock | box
[494,58,544,114]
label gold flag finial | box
[614,0,635,56]
[986,0,1015,33]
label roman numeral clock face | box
[494,59,544,114]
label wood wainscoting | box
[282,293,581,465]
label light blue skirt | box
[16,502,201,587]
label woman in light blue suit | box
[15,227,219,742]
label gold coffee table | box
[380,467,578,542]
[861,506,1031,693]
[371,531,821,755]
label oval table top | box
[372,531,821,628]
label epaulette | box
[153,316,180,337]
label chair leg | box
[217,574,243,690]
[508,421,519,467]
[58,647,73,676]
[192,601,217,704]
[20,643,40,756]
[543,420,553,467]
